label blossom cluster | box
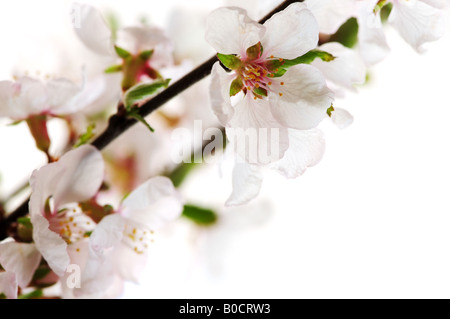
[0,0,448,298]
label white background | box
[0,0,449,298]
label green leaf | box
[380,2,393,22]
[128,110,155,132]
[265,59,285,72]
[104,64,123,73]
[230,77,244,96]
[283,50,335,68]
[123,79,171,109]
[17,217,32,229]
[253,87,267,97]
[217,53,242,70]
[32,267,51,281]
[328,17,359,48]
[139,49,154,61]
[327,105,335,117]
[246,42,262,60]
[18,289,43,299]
[74,123,96,148]
[373,0,388,14]
[182,204,218,226]
[114,45,132,59]
[0,293,6,299]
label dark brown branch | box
[0,0,303,240]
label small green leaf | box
[18,289,43,299]
[182,204,218,226]
[380,2,393,22]
[128,110,155,132]
[217,53,242,70]
[84,231,93,237]
[230,77,244,96]
[327,105,335,117]
[253,87,268,97]
[139,49,154,61]
[74,123,96,148]
[17,217,32,229]
[32,267,51,281]
[328,17,359,48]
[246,42,262,60]
[0,293,6,299]
[269,68,287,78]
[123,79,171,109]
[283,50,335,68]
[104,64,123,73]
[114,45,132,59]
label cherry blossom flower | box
[358,0,446,65]
[206,4,334,164]
[29,145,104,276]
[0,76,81,121]
[63,176,182,297]
[73,3,173,90]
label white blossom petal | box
[262,3,318,59]
[331,107,354,129]
[121,177,183,229]
[89,214,125,259]
[205,7,264,55]
[226,162,263,206]
[209,62,235,126]
[116,26,174,68]
[0,81,13,118]
[389,0,445,52]
[305,0,356,34]
[0,240,41,288]
[29,145,104,216]
[30,214,70,276]
[227,95,289,164]
[269,128,325,178]
[72,3,114,56]
[312,42,366,92]
[357,3,390,65]
[269,64,333,130]
[46,78,82,115]
[0,272,18,299]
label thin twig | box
[0,0,303,240]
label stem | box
[0,0,303,240]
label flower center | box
[47,204,95,245]
[122,222,154,255]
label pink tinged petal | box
[262,3,319,59]
[29,145,104,216]
[89,214,125,259]
[46,78,82,115]
[4,77,49,120]
[270,64,333,130]
[0,81,13,118]
[331,107,354,129]
[389,0,445,52]
[121,176,183,229]
[205,7,264,55]
[357,4,390,65]
[209,62,235,126]
[30,214,69,276]
[116,26,174,68]
[0,272,18,299]
[0,240,41,288]
[420,0,447,9]
[226,162,263,206]
[227,95,289,164]
[72,3,114,57]
[112,242,148,283]
[305,0,356,34]
[269,128,325,179]
[313,42,366,92]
